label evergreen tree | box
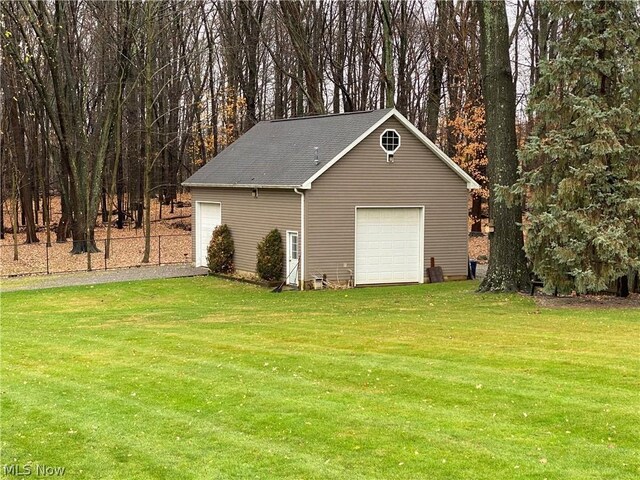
[519,1,640,294]
[207,224,235,274]
[256,229,284,282]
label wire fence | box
[0,234,192,277]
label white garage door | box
[196,202,221,267]
[355,207,423,285]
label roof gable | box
[183,108,479,190]
[302,109,479,189]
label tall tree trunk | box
[471,195,482,234]
[381,0,395,108]
[426,0,450,140]
[280,1,325,115]
[106,48,128,256]
[57,180,71,243]
[273,20,285,119]
[274,66,285,118]
[11,169,19,260]
[477,0,530,292]
[101,187,109,223]
[201,2,220,155]
[141,0,155,264]
[4,62,39,243]
[0,136,5,240]
[42,134,51,246]
[296,61,304,116]
[239,1,264,128]
[360,4,375,110]
[395,0,410,116]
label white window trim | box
[286,230,299,286]
[353,206,425,286]
[195,201,222,267]
[379,128,401,155]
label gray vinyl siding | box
[304,117,469,283]
[191,187,300,276]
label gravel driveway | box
[1,265,208,293]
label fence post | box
[158,235,161,265]
[46,242,50,275]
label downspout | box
[294,188,305,290]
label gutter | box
[182,182,308,190]
[294,188,305,290]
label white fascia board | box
[301,108,480,190]
[389,109,481,190]
[182,182,307,190]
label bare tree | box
[2,54,39,243]
[279,1,325,115]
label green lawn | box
[1,278,639,479]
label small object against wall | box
[468,259,477,279]
[427,256,444,283]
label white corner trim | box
[302,108,480,190]
[293,188,305,290]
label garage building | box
[183,108,479,289]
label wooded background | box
[0,1,541,246]
[1,0,638,293]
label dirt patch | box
[533,292,640,309]
[468,234,488,262]
[467,215,489,262]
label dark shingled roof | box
[183,109,393,188]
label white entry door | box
[286,231,299,286]
[196,202,221,267]
[355,207,423,285]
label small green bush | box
[207,224,235,274]
[256,229,284,281]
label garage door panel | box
[355,207,422,285]
[380,256,394,266]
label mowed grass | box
[1,278,639,479]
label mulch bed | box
[533,292,640,309]
[209,272,282,288]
